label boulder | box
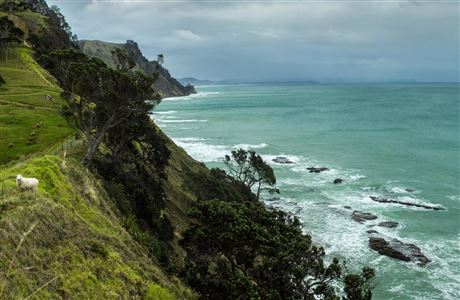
[377,221,399,228]
[272,157,293,164]
[369,236,430,266]
[307,167,330,173]
[352,210,378,223]
[333,178,344,184]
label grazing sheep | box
[16,175,39,192]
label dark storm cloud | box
[48,0,459,82]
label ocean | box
[152,83,460,299]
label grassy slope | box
[0,8,217,298]
[0,28,197,300]
[0,155,194,299]
[0,46,73,164]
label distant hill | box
[78,40,196,98]
[178,77,218,86]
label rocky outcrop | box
[377,221,399,228]
[369,236,430,266]
[78,40,196,98]
[333,178,344,184]
[272,157,293,164]
[351,210,378,223]
[370,196,444,210]
[307,167,329,173]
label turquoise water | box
[154,83,460,299]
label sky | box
[48,0,459,83]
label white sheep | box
[16,175,39,192]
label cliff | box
[78,40,196,98]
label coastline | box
[153,83,460,300]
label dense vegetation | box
[0,1,375,299]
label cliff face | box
[78,40,196,98]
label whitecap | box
[151,110,178,115]
[163,91,220,101]
[159,119,208,123]
[232,143,268,150]
[173,138,229,162]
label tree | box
[224,149,276,199]
[41,49,157,165]
[157,54,164,65]
[0,16,24,62]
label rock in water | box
[333,178,344,184]
[307,167,330,173]
[378,221,399,228]
[352,210,378,223]
[405,188,416,193]
[272,157,294,164]
[370,196,444,210]
[369,237,430,266]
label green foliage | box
[40,49,157,164]
[26,2,77,55]
[111,47,135,71]
[145,283,175,300]
[343,267,375,300]
[224,148,276,199]
[0,16,25,62]
[181,199,373,300]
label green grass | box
[0,155,195,299]
[0,37,196,299]
[0,47,74,164]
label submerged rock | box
[265,197,280,202]
[343,205,352,210]
[307,167,330,173]
[377,221,399,228]
[352,210,378,223]
[405,188,416,193]
[369,236,430,266]
[333,178,344,184]
[272,157,293,164]
[367,230,379,234]
[370,196,444,210]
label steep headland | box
[78,40,196,99]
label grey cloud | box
[47,0,459,82]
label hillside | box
[0,2,374,299]
[78,40,196,99]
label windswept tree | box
[157,53,164,65]
[41,49,158,165]
[224,149,276,199]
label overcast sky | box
[48,0,459,82]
